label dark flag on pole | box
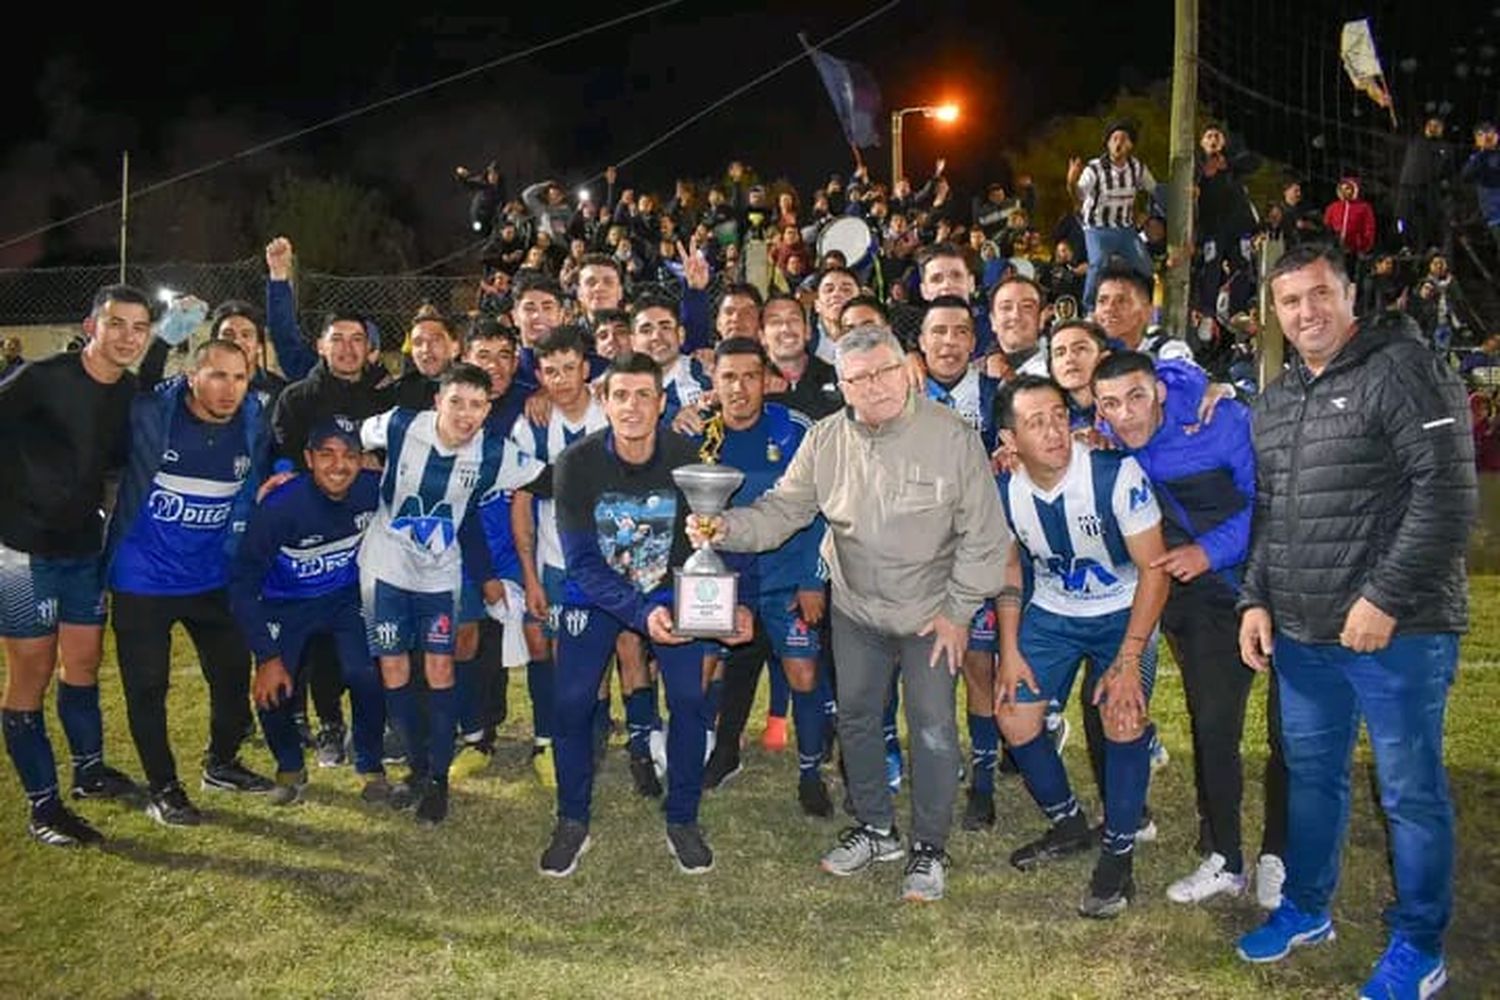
[799,34,882,148]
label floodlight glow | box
[933,104,960,123]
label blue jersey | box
[660,355,711,422]
[998,442,1160,618]
[474,390,528,583]
[228,470,380,661]
[110,407,254,596]
[925,365,1001,451]
[359,407,544,595]
[701,404,825,596]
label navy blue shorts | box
[524,565,567,639]
[969,600,998,655]
[0,543,107,638]
[1015,605,1158,706]
[362,580,456,657]
[757,589,822,661]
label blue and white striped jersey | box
[509,400,607,571]
[998,441,1160,617]
[660,355,711,421]
[1077,155,1157,230]
[925,365,1001,451]
[359,407,543,594]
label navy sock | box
[768,660,791,719]
[56,681,104,778]
[1102,724,1154,856]
[1010,728,1079,824]
[625,687,655,758]
[882,694,900,756]
[454,657,482,737]
[526,659,555,743]
[427,686,457,779]
[791,688,825,778]
[968,713,999,795]
[383,683,427,779]
[703,677,723,733]
[3,709,60,814]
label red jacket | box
[1323,192,1376,255]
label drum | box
[816,216,876,271]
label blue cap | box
[306,416,362,452]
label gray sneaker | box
[901,843,950,902]
[267,770,307,806]
[820,823,905,876]
[539,819,592,878]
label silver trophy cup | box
[671,463,744,638]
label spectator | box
[1195,126,1259,268]
[1069,120,1159,310]
[0,337,22,379]
[1460,121,1500,260]
[1322,177,1376,265]
[455,161,506,238]
[1397,117,1456,255]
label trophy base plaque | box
[672,568,739,639]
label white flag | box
[1340,19,1392,108]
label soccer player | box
[106,339,276,825]
[537,353,752,878]
[228,420,387,805]
[1,285,151,846]
[359,363,545,824]
[916,297,1004,830]
[508,328,608,785]
[992,374,1169,918]
[628,294,711,422]
[691,338,833,816]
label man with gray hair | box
[688,324,1009,903]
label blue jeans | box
[1274,632,1458,953]
[1082,226,1153,312]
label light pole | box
[890,104,958,185]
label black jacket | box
[270,360,391,467]
[1239,313,1476,642]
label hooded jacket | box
[1238,313,1476,642]
[1322,178,1376,255]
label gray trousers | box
[831,605,961,848]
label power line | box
[0,0,688,254]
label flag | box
[1340,18,1393,109]
[799,34,882,148]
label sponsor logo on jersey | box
[1044,556,1121,593]
[425,613,452,644]
[147,489,233,529]
[392,496,456,550]
[1128,483,1152,513]
[288,548,357,579]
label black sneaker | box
[415,779,449,826]
[28,800,104,847]
[702,747,743,791]
[1010,810,1093,870]
[202,758,274,793]
[665,822,714,875]
[798,774,834,818]
[961,787,997,831]
[1079,851,1135,919]
[629,754,663,798]
[71,763,142,803]
[539,819,592,877]
[314,725,348,768]
[389,775,427,811]
[146,782,203,827]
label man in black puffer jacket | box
[1232,244,1475,1000]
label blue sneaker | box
[1235,901,1335,963]
[885,748,903,793]
[1359,935,1448,999]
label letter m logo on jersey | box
[1128,482,1153,513]
[392,496,457,552]
[1045,556,1121,594]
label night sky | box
[1,2,1175,266]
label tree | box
[255,172,416,273]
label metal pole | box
[1257,235,1285,389]
[890,110,903,188]
[118,151,130,284]
[1164,0,1198,338]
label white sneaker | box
[1149,734,1170,771]
[648,728,667,781]
[1255,854,1286,911]
[1135,818,1158,843]
[1166,853,1248,904]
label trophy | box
[671,462,745,638]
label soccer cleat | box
[531,743,557,789]
[1255,853,1286,911]
[629,753,663,799]
[415,780,449,826]
[798,774,834,818]
[314,725,348,768]
[961,787,996,831]
[820,824,905,876]
[1359,934,1448,1000]
[1149,733,1170,771]
[761,714,789,752]
[1094,807,1157,845]
[885,748,903,794]
[267,770,307,807]
[28,801,104,847]
[388,776,426,811]
[702,747,743,791]
[665,822,715,875]
[381,725,408,766]
[1236,901,1336,963]
[539,819,592,878]
[901,843,950,903]
[201,758,274,793]
[1011,811,1094,870]
[146,782,203,827]
[1166,852,1248,904]
[1079,852,1135,919]
[359,775,392,804]
[71,764,142,803]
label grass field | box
[1,579,1497,999]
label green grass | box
[2,579,1498,999]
